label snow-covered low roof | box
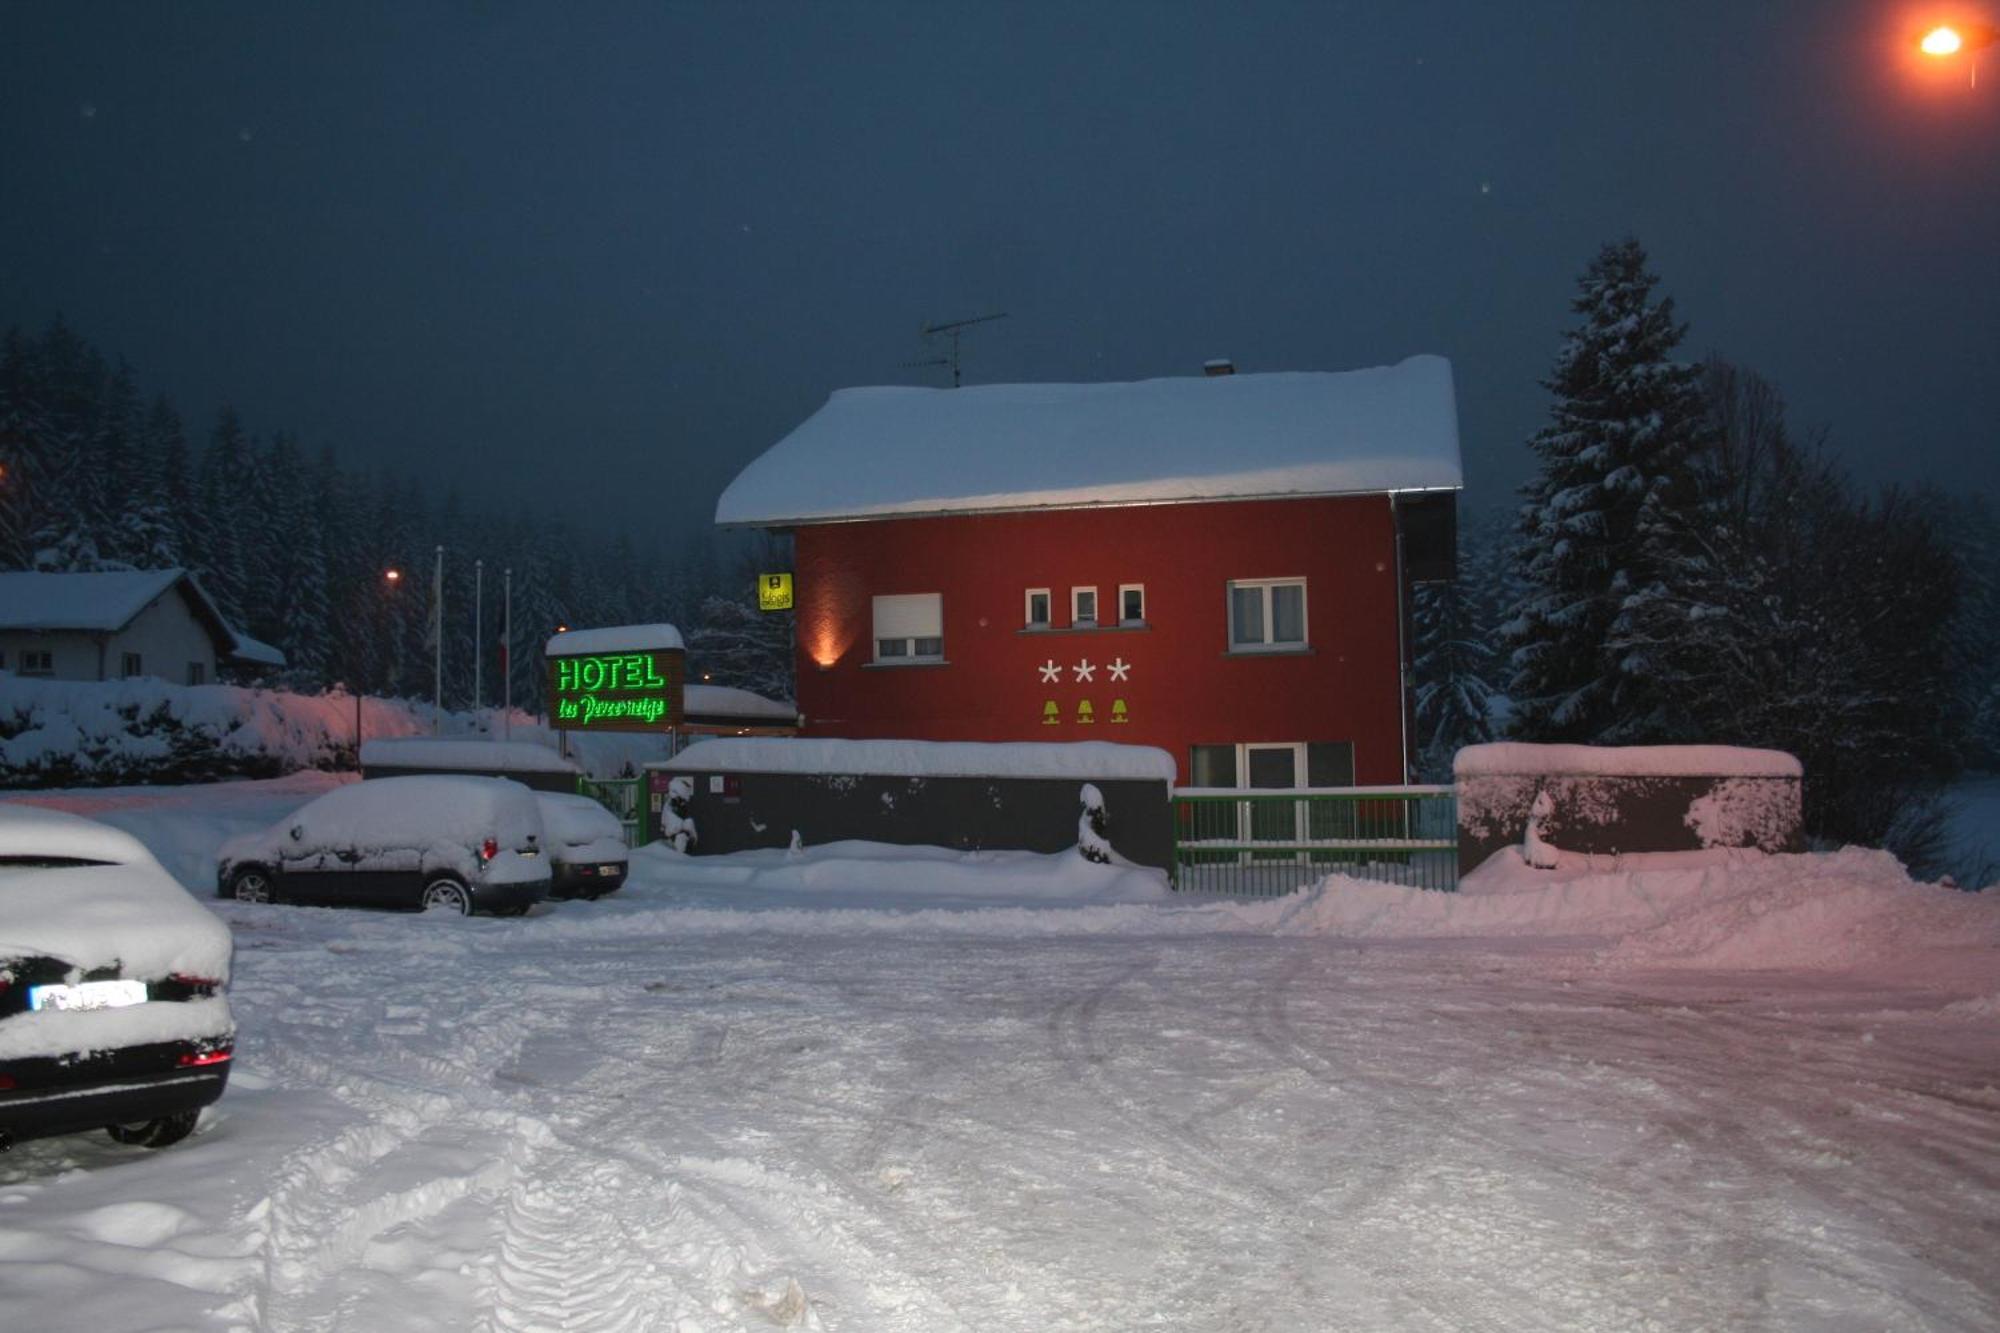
[0,568,286,669]
[1454,743,1802,779]
[716,355,1463,526]
[684,684,797,721]
[656,737,1177,782]
[0,569,191,632]
[544,624,684,657]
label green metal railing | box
[1172,785,1458,896]
[577,776,645,848]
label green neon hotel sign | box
[547,649,683,731]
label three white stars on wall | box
[1039,658,1132,683]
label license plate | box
[28,979,149,1012]
[599,864,622,876]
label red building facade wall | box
[791,495,1412,786]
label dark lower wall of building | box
[666,768,1174,871]
[361,763,580,794]
[1457,772,1805,874]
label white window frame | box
[872,592,945,664]
[1227,577,1308,651]
[1118,583,1146,625]
[21,649,53,676]
[1025,588,1052,629]
[122,651,143,678]
[1071,585,1098,627]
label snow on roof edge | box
[544,623,685,657]
[655,737,1177,782]
[1454,743,1802,780]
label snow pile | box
[659,736,1177,782]
[717,355,1462,525]
[1256,845,1999,982]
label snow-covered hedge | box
[1454,742,1804,872]
[0,676,675,788]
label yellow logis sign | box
[758,572,794,611]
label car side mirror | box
[289,825,304,841]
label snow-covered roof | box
[360,737,582,775]
[716,355,1462,527]
[0,568,286,668]
[1454,743,1802,779]
[685,684,796,721]
[544,623,684,657]
[656,737,1177,782]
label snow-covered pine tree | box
[686,593,794,703]
[1411,571,1496,782]
[128,395,186,570]
[194,407,252,621]
[1504,238,1712,743]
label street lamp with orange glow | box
[1921,22,1998,84]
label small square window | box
[1227,579,1308,650]
[187,661,206,686]
[1119,584,1145,624]
[1071,586,1097,626]
[21,649,53,676]
[1025,588,1051,628]
[122,652,143,678]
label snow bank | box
[717,355,1462,525]
[659,737,1177,782]
[1454,742,1801,778]
[1250,845,2000,983]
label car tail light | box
[177,1043,233,1068]
[169,973,221,997]
[481,837,499,862]
[0,1072,14,1090]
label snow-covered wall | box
[1454,743,1804,872]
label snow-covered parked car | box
[0,804,235,1152]
[217,776,552,916]
[531,791,630,899]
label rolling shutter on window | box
[873,593,942,641]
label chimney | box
[1203,358,1236,377]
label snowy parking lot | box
[3,776,1998,1332]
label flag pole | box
[474,558,484,726]
[503,567,513,742]
[432,545,444,734]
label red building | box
[717,356,1462,790]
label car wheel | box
[421,877,473,915]
[106,1109,200,1149]
[230,867,276,904]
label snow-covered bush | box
[1078,783,1111,864]
[660,774,698,852]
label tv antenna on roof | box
[902,311,1008,388]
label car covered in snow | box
[531,791,630,899]
[216,776,552,916]
[0,804,235,1152]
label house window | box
[1119,583,1146,625]
[873,593,944,662]
[21,649,53,676]
[1071,586,1097,626]
[187,662,207,686]
[1025,588,1051,629]
[122,652,143,678]
[1227,578,1307,650]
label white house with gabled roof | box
[0,569,285,685]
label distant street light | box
[384,567,402,585]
